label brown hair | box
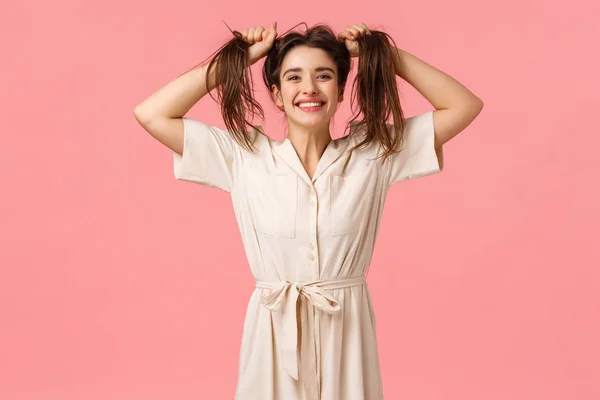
[200,22,407,161]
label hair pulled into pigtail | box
[200,21,266,152]
[347,30,406,161]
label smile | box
[296,102,325,111]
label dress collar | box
[271,134,352,186]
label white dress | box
[173,111,443,400]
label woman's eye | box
[288,75,331,81]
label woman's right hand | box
[242,22,277,65]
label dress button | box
[309,243,314,250]
[309,255,315,261]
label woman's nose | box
[302,87,319,95]
[302,80,319,94]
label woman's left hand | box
[337,23,372,58]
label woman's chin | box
[291,113,331,127]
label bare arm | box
[133,60,221,155]
[393,47,484,148]
[133,23,276,156]
[134,60,220,121]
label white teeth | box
[298,102,323,108]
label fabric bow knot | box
[255,275,367,399]
[259,280,341,379]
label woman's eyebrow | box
[282,67,336,77]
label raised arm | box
[133,60,221,156]
[393,47,484,148]
[133,22,277,156]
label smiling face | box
[272,46,344,131]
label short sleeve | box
[173,117,238,193]
[386,110,444,186]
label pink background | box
[1,0,599,399]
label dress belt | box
[255,275,367,400]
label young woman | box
[134,21,483,400]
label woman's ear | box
[272,85,284,110]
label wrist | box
[247,56,259,67]
[392,46,406,78]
